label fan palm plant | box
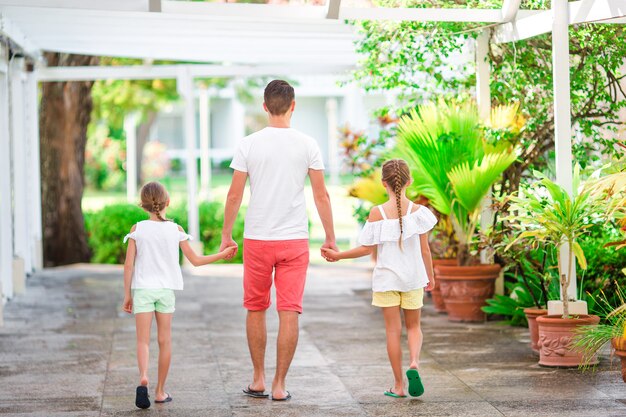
[396,100,518,265]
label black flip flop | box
[155,393,172,404]
[271,391,291,401]
[135,385,150,409]
[243,385,269,398]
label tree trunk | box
[40,53,99,266]
[136,110,157,185]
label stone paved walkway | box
[1,263,626,417]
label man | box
[220,80,337,401]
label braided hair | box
[381,159,411,249]
[140,181,170,222]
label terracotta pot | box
[435,264,501,322]
[524,308,548,353]
[536,314,600,367]
[431,259,457,314]
[611,338,626,383]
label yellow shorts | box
[372,289,424,310]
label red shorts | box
[243,239,309,313]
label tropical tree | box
[352,0,626,197]
[40,53,98,265]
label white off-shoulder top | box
[358,202,437,292]
[123,220,192,291]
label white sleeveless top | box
[358,202,438,292]
[123,220,192,290]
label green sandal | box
[384,389,407,398]
[406,369,424,397]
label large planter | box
[611,338,626,383]
[435,264,501,322]
[536,314,600,367]
[523,308,548,353]
[431,259,457,314]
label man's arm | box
[308,169,337,253]
[220,170,247,259]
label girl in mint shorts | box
[122,181,236,409]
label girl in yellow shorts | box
[122,182,236,409]
[322,159,437,398]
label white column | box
[9,57,29,290]
[325,97,339,185]
[552,0,577,299]
[24,69,42,271]
[342,85,367,131]
[476,31,496,274]
[177,68,199,240]
[476,31,491,122]
[230,92,245,146]
[0,45,14,304]
[199,86,212,200]
[124,113,139,203]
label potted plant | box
[396,100,518,322]
[506,169,602,367]
[485,237,552,352]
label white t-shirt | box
[358,203,438,292]
[230,127,325,240]
[123,220,192,290]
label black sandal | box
[135,386,150,409]
[243,385,269,398]
[155,393,172,404]
[271,391,292,401]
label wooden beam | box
[0,13,39,57]
[35,64,355,82]
[148,0,160,13]
[162,1,522,23]
[0,1,146,11]
[501,0,521,22]
[494,0,626,43]
[339,7,503,22]
[326,0,341,20]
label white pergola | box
[1,0,625,323]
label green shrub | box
[86,203,149,263]
[85,202,246,264]
[579,223,626,314]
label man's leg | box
[272,311,299,399]
[243,239,273,393]
[272,240,309,399]
[247,310,267,392]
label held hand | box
[219,246,238,260]
[122,296,133,314]
[321,247,341,262]
[320,239,338,261]
[425,278,435,292]
[321,239,339,252]
[220,238,238,260]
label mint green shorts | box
[132,289,176,314]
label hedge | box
[85,202,245,264]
